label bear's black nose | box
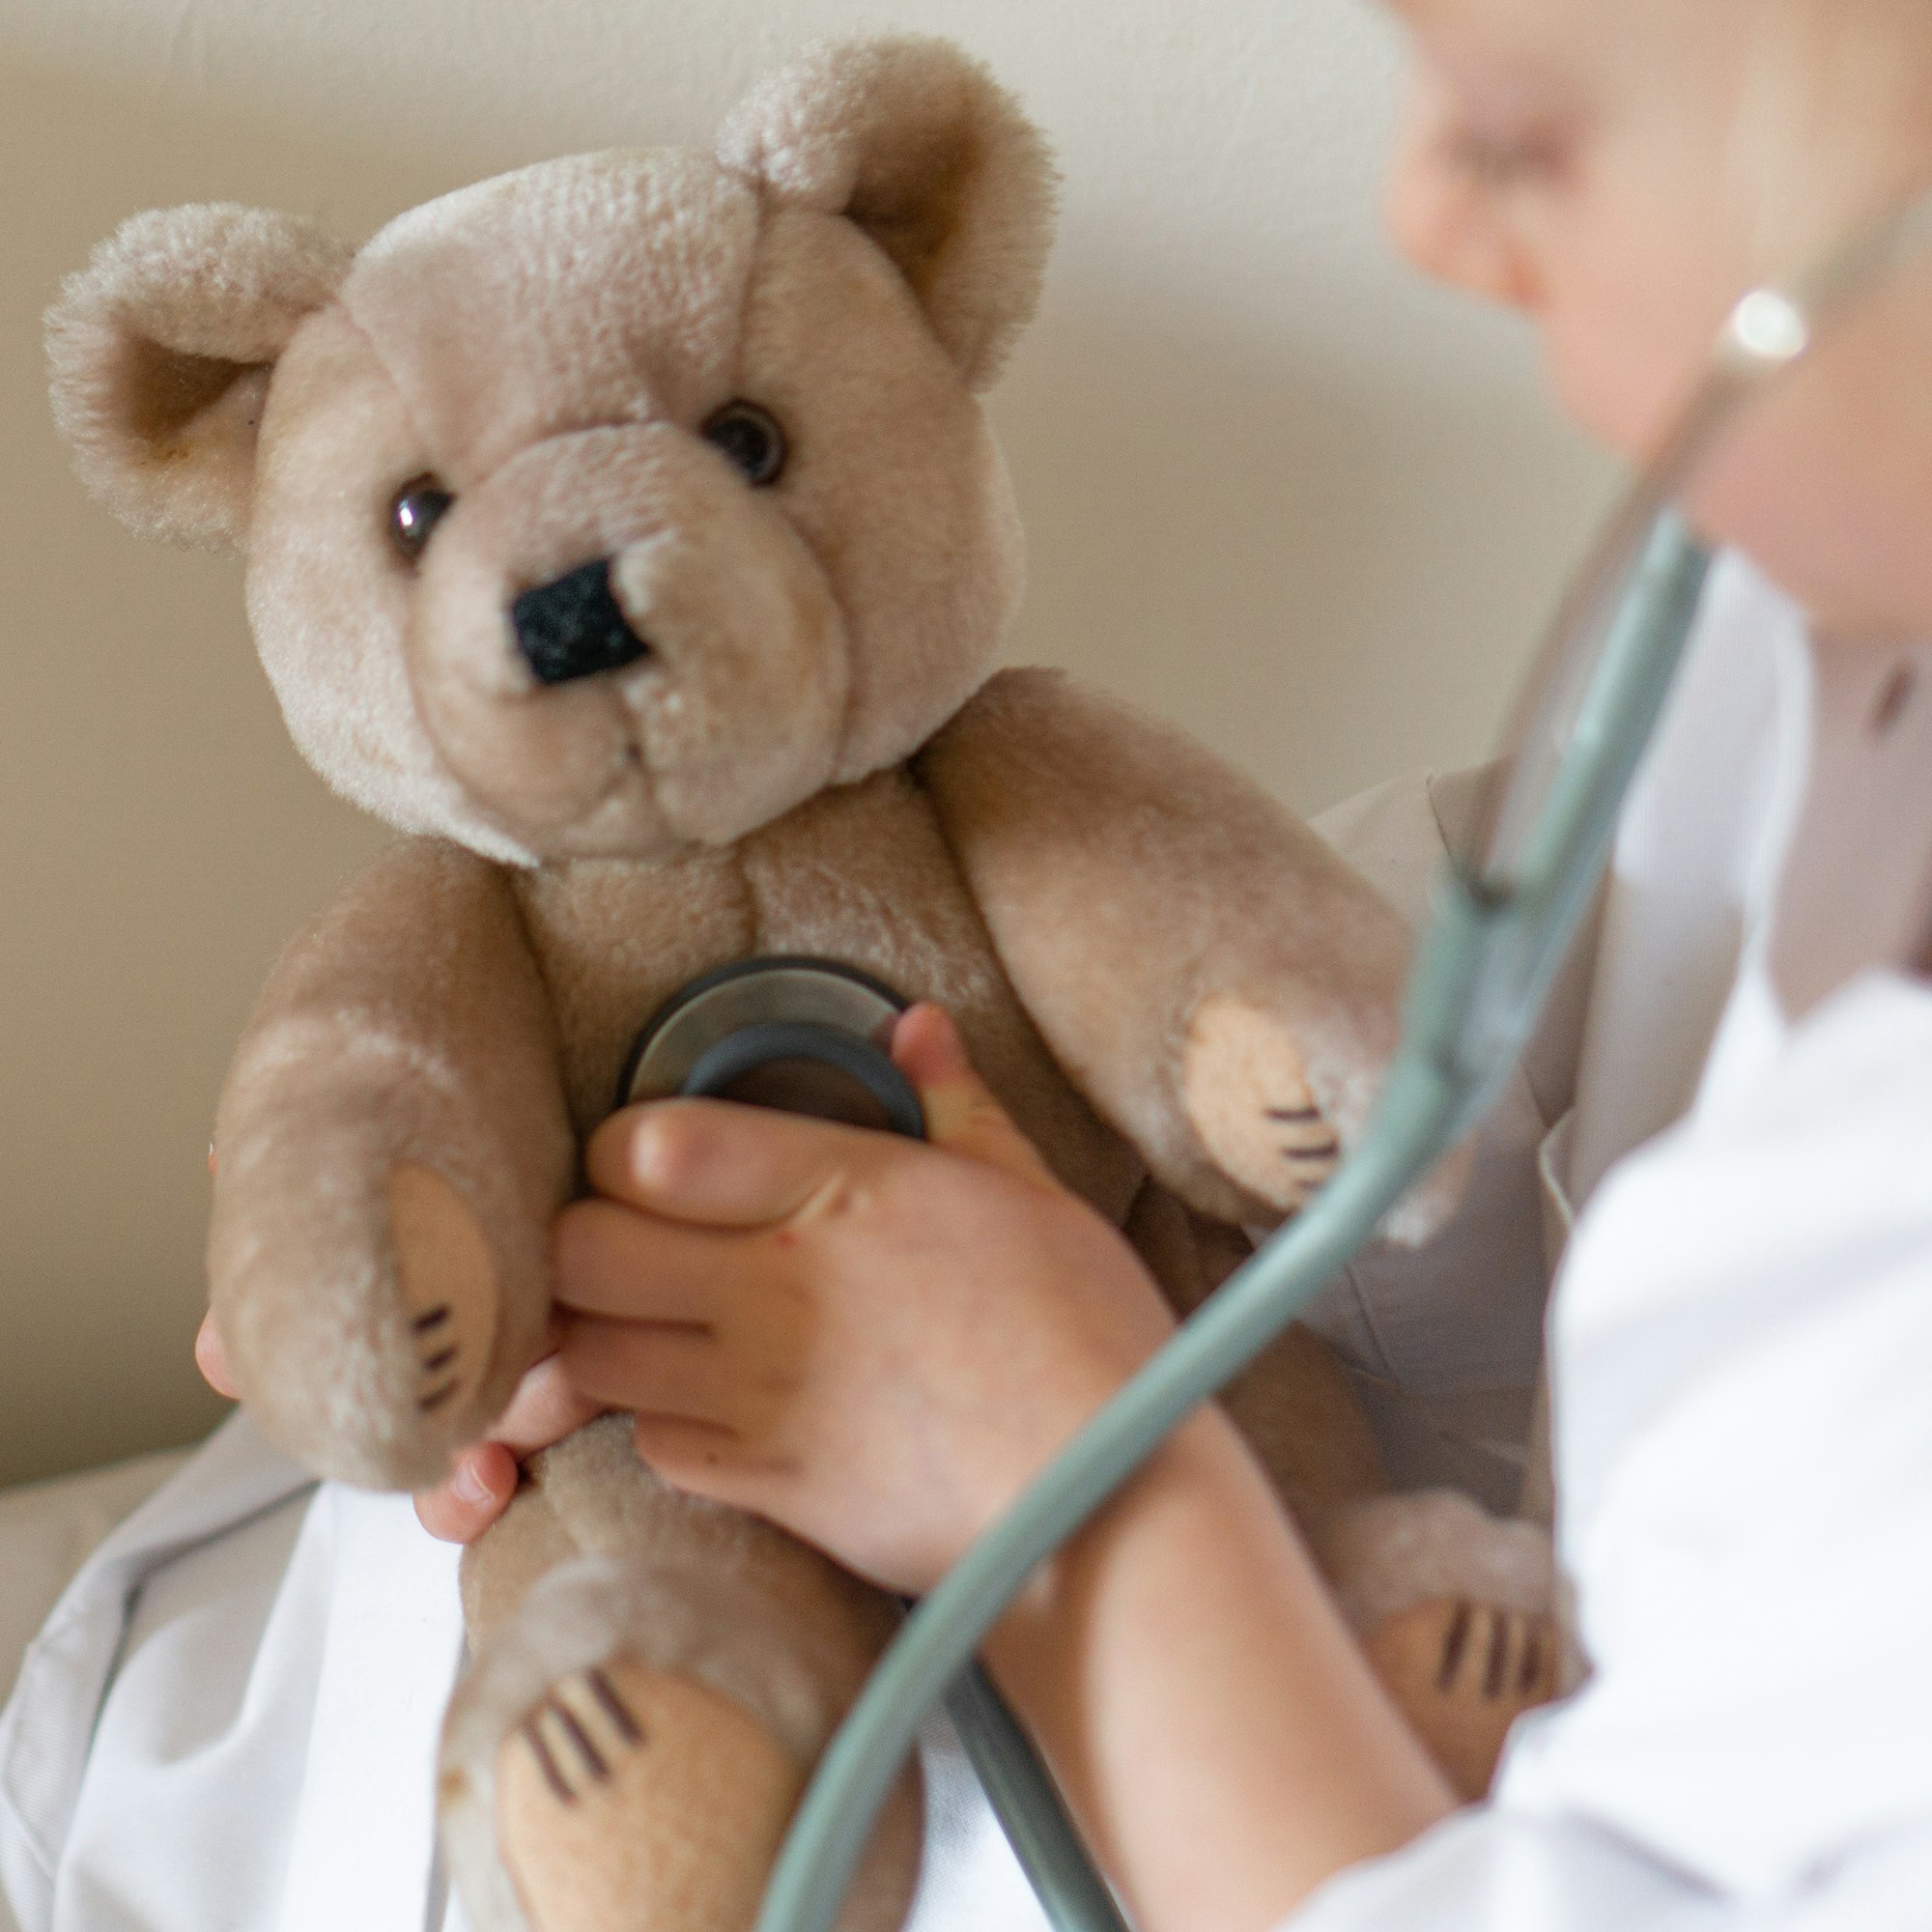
[511,559,651,686]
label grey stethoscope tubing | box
[752,185,1932,1932]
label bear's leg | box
[1125,1190,1565,1802]
[441,1552,921,1932]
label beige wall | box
[0,0,1614,1488]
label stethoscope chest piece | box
[618,956,925,1140]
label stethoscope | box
[622,960,1125,1925]
[626,186,1932,1932]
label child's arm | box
[546,1006,1452,1932]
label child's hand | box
[552,1004,1176,1596]
[410,1005,1174,1577]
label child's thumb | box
[891,1003,1060,1187]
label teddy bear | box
[46,34,1557,1932]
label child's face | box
[1380,0,1932,634]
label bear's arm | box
[917,668,1435,1233]
[208,838,575,1491]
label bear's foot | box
[496,1656,802,1932]
[441,1554,922,1932]
[1364,1595,1558,1801]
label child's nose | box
[1383,81,1543,313]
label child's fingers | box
[890,1003,1060,1187]
[194,1311,240,1399]
[555,1315,741,1420]
[553,1198,742,1322]
[584,1009,1058,1233]
[415,1440,518,1543]
[585,1098,859,1228]
[481,1350,608,1455]
[630,1412,748,1494]
[413,1353,604,1545]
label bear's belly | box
[512,767,1144,1220]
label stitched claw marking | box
[1482,1608,1511,1700]
[1519,1621,1545,1695]
[587,1666,644,1747]
[1277,1122,1341,1200]
[520,1702,607,1806]
[519,1669,652,1806]
[1271,1102,1341,1183]
[1435,1599,1474,1691]
[412,1303,462,1413]
[1365,1595,1560,1803]
[1431,1603,1552,1705]
[522,1716,575,1805]
[494,1661,812,1932]
[551,1700,609,1783]
[390,1166,498,1427]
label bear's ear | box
[46,204,352,550]
[719,36,1058,391]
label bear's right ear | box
[46,204,352,550]
[720,37,1058,392]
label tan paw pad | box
[1364,1595,1558,1801]
[1182,992,1341,1213]
[388,1163,498,1420]
[497,1657,804,1932]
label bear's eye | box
[389,475,455,562]
[700,401,788,487]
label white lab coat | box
[1290,555,1932,1926]
[3,554,1929,1932]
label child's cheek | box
[1528,150,1751,459]
[1540,304,1692,461]
[1537,219,1742,460]
[1689,355,1931,634]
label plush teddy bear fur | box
[48,36,1550,1930]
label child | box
[412,1,1932,1927]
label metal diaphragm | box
[617,957,925,1140]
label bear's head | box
[46,38,1056,866]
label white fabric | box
[50,1470,460,1932]
[1292,554,1932,1927]
[1560,550,1806,1206]
[0,1421,318,1932]
[0,1454,188,1718]
[0,1418,1048,1932]
[1309,766,1573,1513]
